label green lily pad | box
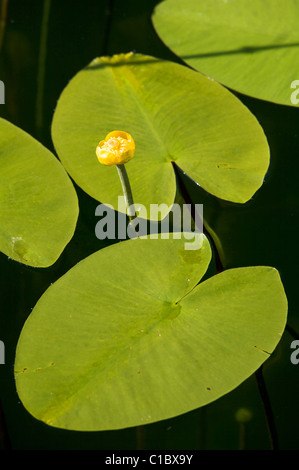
[0,118,78,267]
[51,53,270,220]
[152,0,299,107]
[14,233,287,431]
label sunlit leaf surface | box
[51,53,270,219]
[153,0,299,106]
[15,233,287,431]
[0,118,78,267]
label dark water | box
[0,0,298,450]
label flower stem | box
[116,164,136,221]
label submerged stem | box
[0,0,9,52]
[35,0,51,131]
[116,164,136,221]
[255,366,279,450]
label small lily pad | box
[153,0,299,106]
[0,118,78,267]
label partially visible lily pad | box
[0,118,78,267]
[14,233,287,431]
[152,0,299,107]
[51,53,270,220]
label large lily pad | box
[0,118,78,267]
[152,0,299,107]
[14,233,287,431]
[51,53,270,220]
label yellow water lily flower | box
[96,131,135,166]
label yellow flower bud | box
[96,130,135,166]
